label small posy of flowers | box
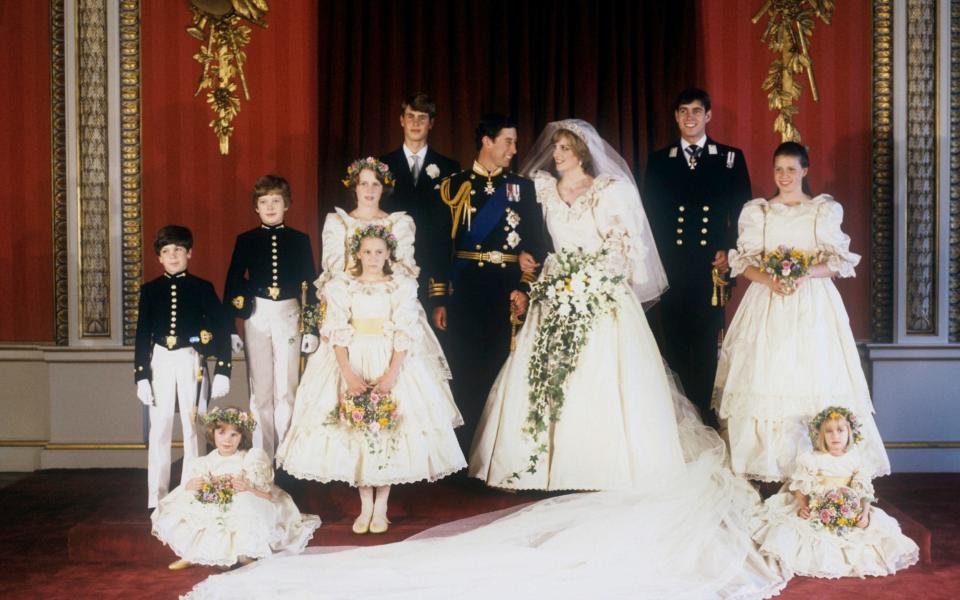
[342,156,394,188]
[505,247,623,483]
[348,224,399,260]
[195,474,235,511]
[808,486,872,537]
[759,245,815,292]
[301,299,326,332]
[808,405,864,447]
[326,388,400,465]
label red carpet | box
[0,469,957,599]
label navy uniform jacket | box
[134,271,233,382]
[428,164,550,308]
[379,146,460,297]
[223,223,317,321]
[642,137,751,280]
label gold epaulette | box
[439,177,473,239]
[427,277,448,298]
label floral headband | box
[342,156,395,189]
[349,224,398,260]
[200,407,257,434]
[808,406,863,446]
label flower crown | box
[808,406,863,447]
[348,224,398,260]
[342,156,395,189]
[200,407,257,433]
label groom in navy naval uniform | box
[380,93,460,307]
[643,87,752,426]
[429,114,549,452]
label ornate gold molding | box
[904,0,938,335]
[753,0,835,142]
[187,0,270,154]
[51,0,68,345]
[871,0,894,342]
[119,1,142,346]
[77,0,111,338]
[950,0,959,342]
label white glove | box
[301,333,319,354]
[211,374,230,399]
[136,380,154,406]
[231,334,244,354]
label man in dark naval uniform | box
[643,88,752,424]
[380,93,461,306]
[429,114,549,451]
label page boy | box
[224,175,317,459]
[135,224,233,509]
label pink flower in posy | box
[369,421,381,433]
[352,410,363,422]
[370,393,380,405]
[820,510,832,523]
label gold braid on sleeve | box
[440,178,474,239]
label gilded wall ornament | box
[186,0,269,154]
[753,0,836,142]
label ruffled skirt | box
[713,280,891,481]
[277,333,466,486]
[151,487,320,567]
[751,492,919,578]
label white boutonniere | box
[506,231,521,248]
[505,208,521,228]
[425,163,440,179]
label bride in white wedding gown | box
[183,121,788,599]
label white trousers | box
[244,298,301,459]
[147,345,201,508]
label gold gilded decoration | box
[267,285,280,300]
[440,179,474,238]
[950,0,959,342]
[51,0,68,344]
[187,0,270,154]
[199,329,213,344]
[871,0,894,342]
[905,0,937,335]
[165,335,177,349]
[509,301,523,352]
[120,0,144,345]
[711,267,729,307]
[232,295,245,309]
[753,0,836,142]
[77,0,111,338]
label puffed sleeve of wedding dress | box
[388,213,420,279]
[318,275,353,347]
[728,199,767,278]
[386,276,421,353]
[815,196,860,278]
[786,451,820,496]
[594,176,649,282]
[241,447,274,492]
[847,448,876,499]
[316,210,349,295]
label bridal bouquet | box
[327,388,400,463]
[808,486,871,537]
[760,245,815,292]
[509,248,623,482]
[195,474,236,511]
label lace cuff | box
[816,198,860,278]
[849,470,875,500]
[786,453,818,496]
[728,248,761,279]
[242,448,274,491]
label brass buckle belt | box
[454,250,518,265]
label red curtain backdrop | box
[315,0,697,214]
[695,0,874,339]
[140,1,320,287]
[0,1,54,342]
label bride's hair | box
[551,129,596,177]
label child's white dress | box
[752,448,918,578]
[151,448,320,566]
[713,195,891,481]
[276,273,465,485]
